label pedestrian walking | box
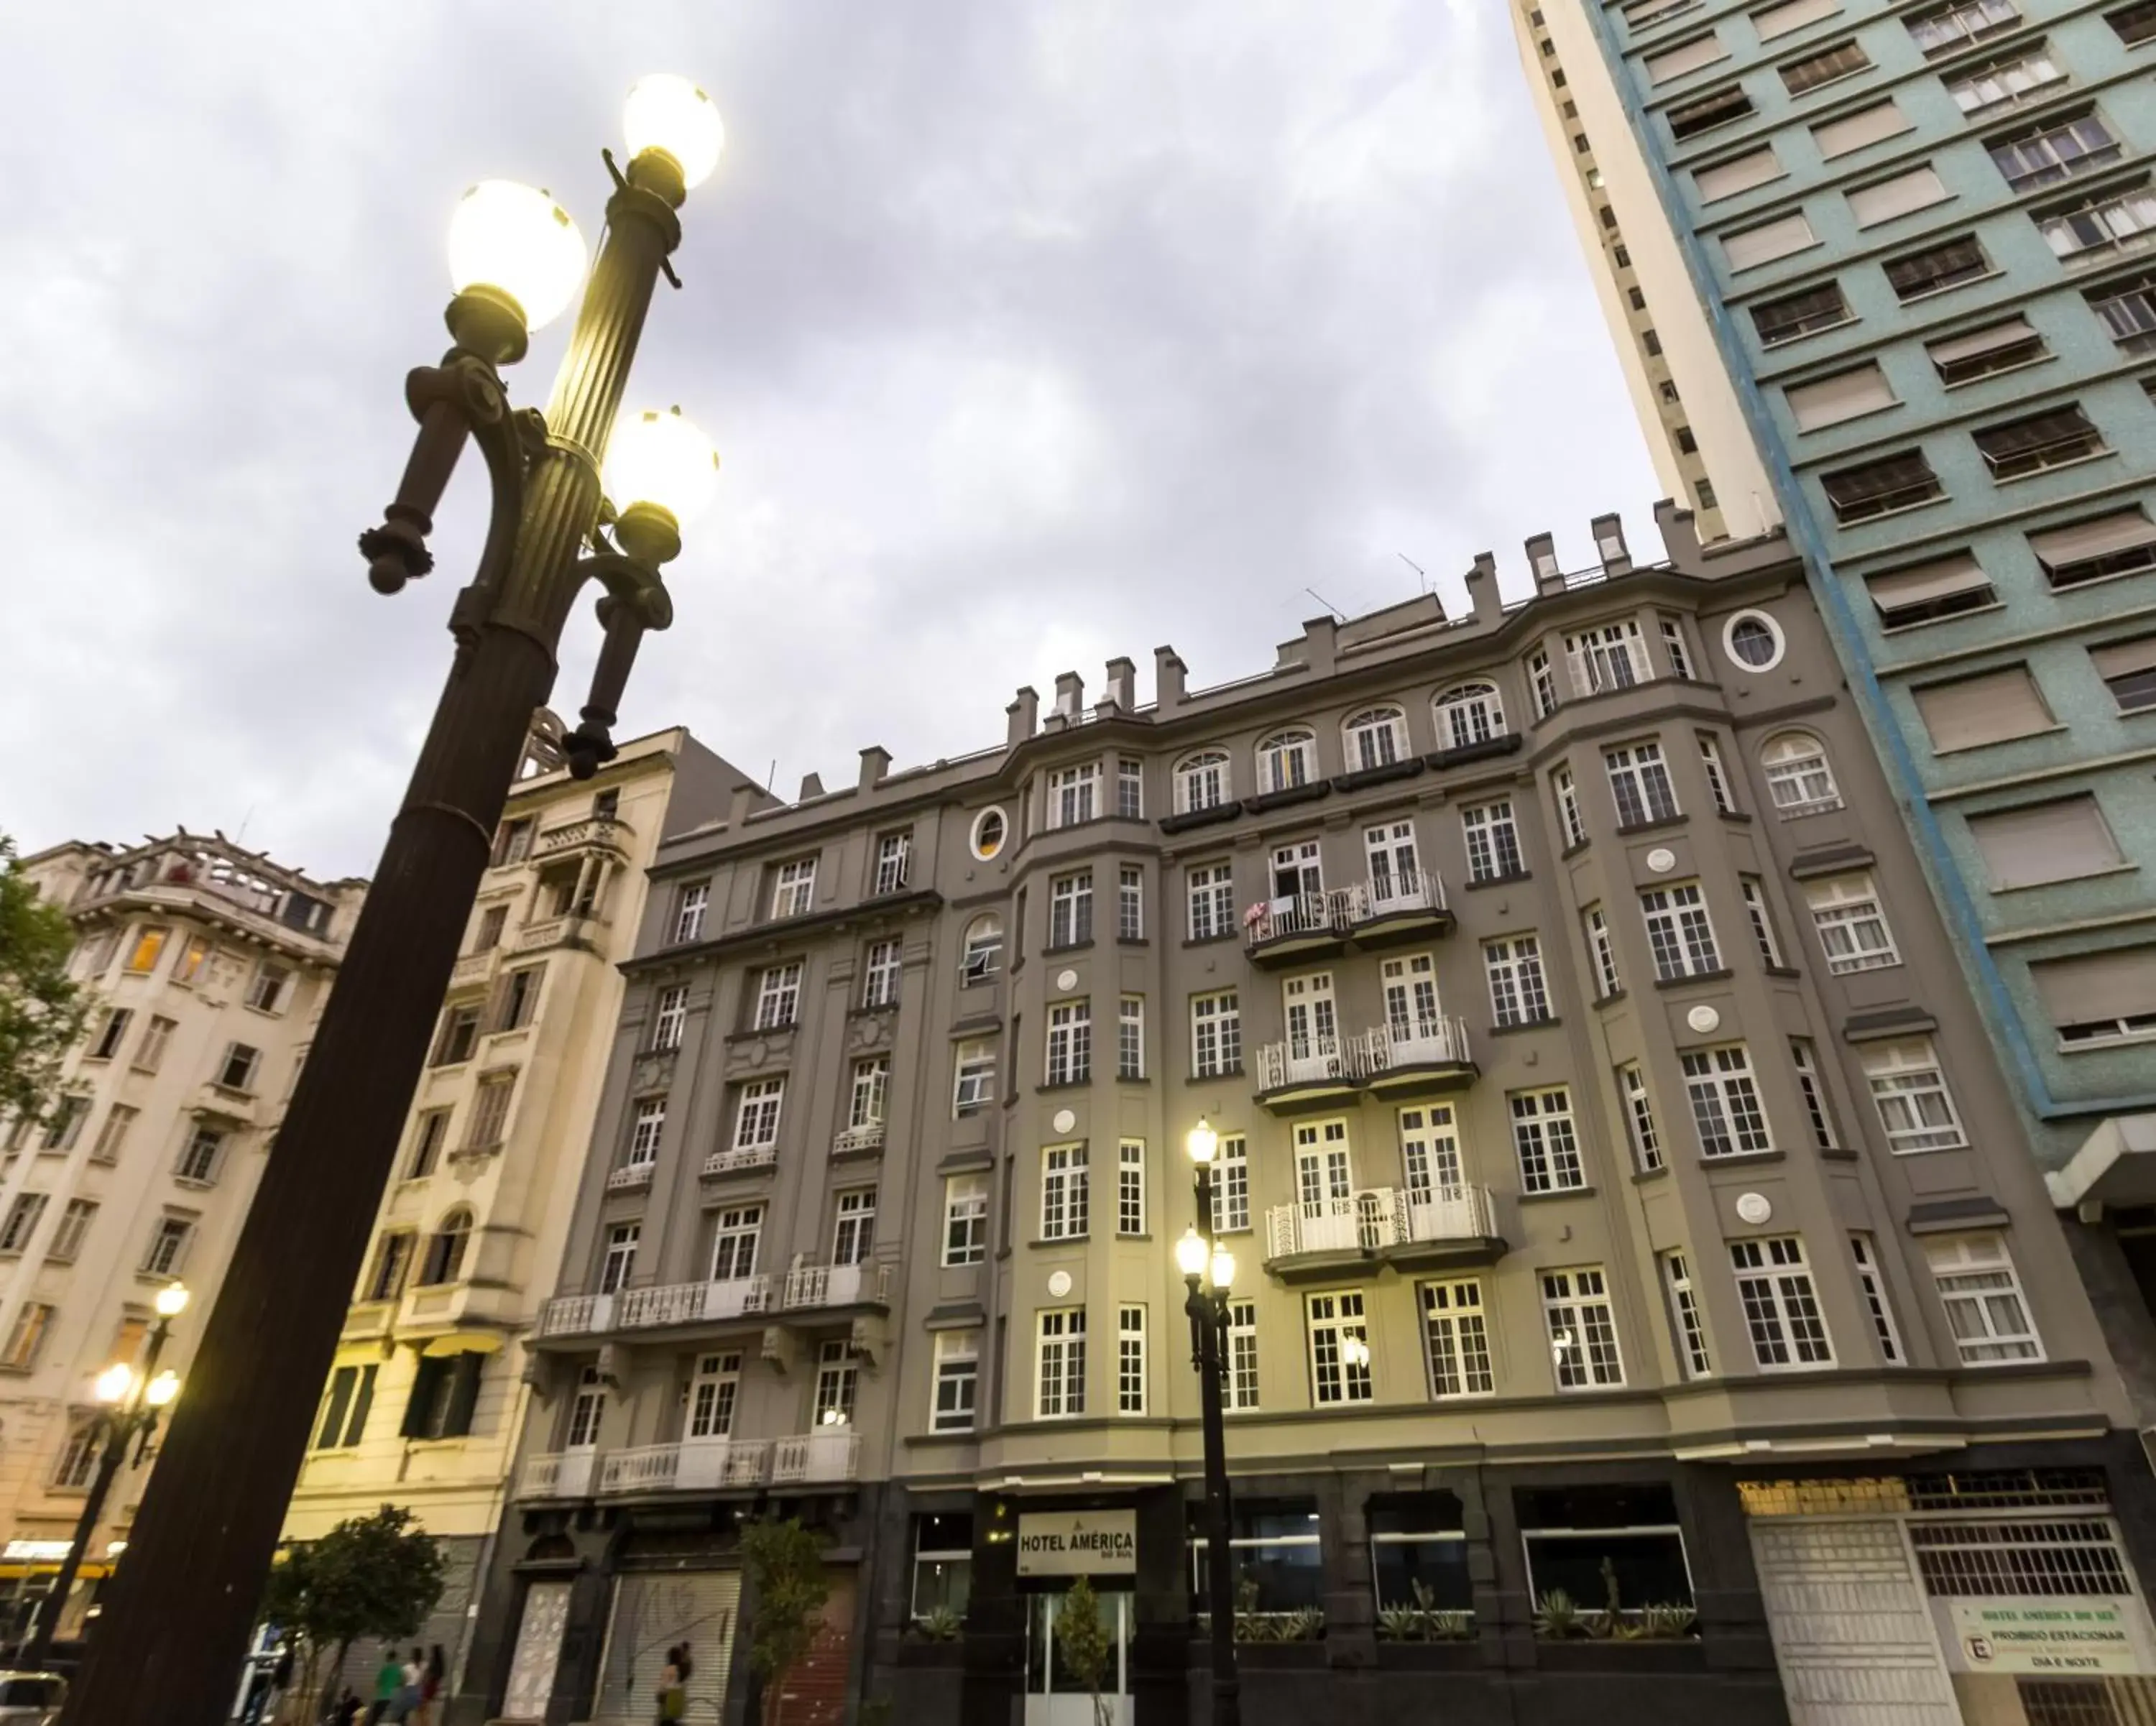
[368,1646,402,1725]
[394,1646,423,1722]
[655,1642,688,1723]
[413,1643,446,1726]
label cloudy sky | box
[1,1,1662,882]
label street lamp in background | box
[1178,1118,1243,1726]
[23,1283,188,1671]
[63,77,727,1726]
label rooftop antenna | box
[235,805,256,848]
[765,759,778,792]
[1304,587,1346,622]
[1397,553,1429,595]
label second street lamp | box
[23,1282,188,1672]
[1180,1118,1243,1726]
[63,78,726,1726]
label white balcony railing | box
[704,1144,779,1178]
[537,816,629,856]
[595,1437,749,1495]
[783,1260,889,1309]
[771,1429,861,1485]
[1351,1018,1473,1076]
[517,917,570,953]
[617,1276,772,1329]
[1266,1183,1497,1259]
[599,1444,680,1495]
[450,951,493,987]
[1253,1036,1352,1093]
[833,1122,886,1154]
[724,1440,773,1486]
[607,1162,654,1193]
[519,1451,597,1499]
[539,1292,615,1337]
[1244,890,1354,949]
[1356,869,1447,922]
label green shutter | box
[315,1367,355,1450]
[444,1354,484,1438]
[344,1364,377,1446]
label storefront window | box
[912,1513,972,1620]
[1368,1494,1472,1612]
[1187,1498,1324,1612]
[1516,1483,1692,1614]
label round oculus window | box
[969,807,1008,861]
[1723,611,1784,672]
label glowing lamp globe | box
[155,1282,190,1318]
[146,1370,180,1408]
[1210,1245,1235,1291]
[624,75,727,190]
[607,407,720,527]
[447,181,589,332]
[1186,1117,1218,1166]
[1175,1227,1209,1279]
[94,1363,134,1405]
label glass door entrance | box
[1023,1589,1133,1726]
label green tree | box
[740,1518,831,1726]
[1054,1576,1116,1726]
[258,1505,446,1721]
[0,835,88,1131]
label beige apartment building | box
[451,501,2156,1726]
[280,725,740,1689]
[0,834,364,1643]
[1511,0,1780,544]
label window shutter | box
[2032,946,2156,1028]
[1697,147,1783,201]
[444,1353,485,1437]
[1648,33,1729,80]
[1969,796,2122,890]
[1866,554,1991,617]
[1754,0,1841,37]
[2091,637,2156,681]
[1849,166,1950,226]
[1912,666,2053,752]
[1927,316,2040,369]
[2030,510,2156,572]
[1815,100,1909,157]
[346,1363,377,1446]
[400,1356,444,1439]
[1787,363,1897,429]
[1725,213,1818,269]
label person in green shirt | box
[370,1648,403,1725]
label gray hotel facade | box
[451,503,2156,1726]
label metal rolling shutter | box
[594,1570,741,1725]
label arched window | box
[1434,683,1506,753]
[1174,749,1233,814]
[1256,729,1319,795]
[420,1208,474,1286]
[52,1421,99,1490]
[1761,732,1842,816]
[1342,707,1409,773]
[962,913,1004,983]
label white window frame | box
[1659,615,1696,680]
[1850,1232,1906,1364]
[1731,1236,1835,1369]
[1049,872,1094,949]
[1542,1268,1625,1389]
[1511,1086,1585,1193]
[1116,757,1144,820]
[1041,1143,1090,1240]
[849,1055,889,1130]
[931,1331,980,1433]
[1529,651,1560,719]
[873,831,912,896]
[832,1189,876,1265]
[733,1078,784,1153]
[1864,1038,1968,1152]
[943,1176,987,1266]
[1420,1278,1495,1398]
[961,914,1003,982]
[709,1204,763,1281]
[1225,1300,1259,1411]
[952,1039,996,1117]
[1554,766,1587,849]
[1460,799,1524,882]
[1585,906,1622,998]
[1620,1063,1663,1171]
[1212,1135,1250,1234]
[1435,683,1506,752]
[1343,706,1410,772]
[1684,1043,1773,1158]
[771,858,817,919]
[1045,1000,1092,1086]
[1117,997,1145,1081]
[1663,1251,1712,1377]
[1117,1139,1146,1235]
[1307,1289,1373,1406]
[1790,1037,1841,1150]
[652,984,689,1052]
[1763,731,1842,815]
[1256,729,1319,794]
[862,937,903,1007]
[1187,862,1235,941]
[626,1097,667,1168]
[1567,620,1651,693]
[1606,740,1681,827]
[1192,991,1242,1078]
[1483,936,1550,1028]
[1805,872,1902,972]
[1926,1232,2042,1363]
[1118,864,1144,942]
[1047,762,1102,829]
[1118,1305,1147,1413]
[1036,1307,1087,1417]
[1741,876,1785,968]
[1641,882,1720,979]
[601,1222,640,1294]
[1698,732,1736,814]
[752,961,802,1030]
[1174,750,1231,814]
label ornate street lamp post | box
[22,1283,188,1672]
[1176,1117,1243,1726]
[61,78,727,1726]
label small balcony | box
[535,815,631,859]
[771,1429,861,1485]
[598,1436,767,1495]
[1244,890,1353,966]
[1252,1037,1359,1108]
[449,951,494,988]
[704,1144,778,1179]
[607,1162,654,1193]
[1265,1184,1503,1280]
[1350,870,1453,944]
[518,1450,598,1500]
[538,1291,615,1338]
[1255,1021,1475,1113]
[782,1260,890,1311]
[832,1123,886,1156]
[617,1275,773,1329]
